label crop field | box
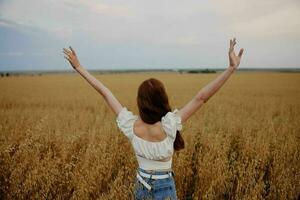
[0,71,299,199]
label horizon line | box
[1,67,300,74]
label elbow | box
[195,92,208,103]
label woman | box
[63,38,244,199]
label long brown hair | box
[137,78,184,151]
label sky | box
[0,0,299,71]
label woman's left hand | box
[63,46,82,70]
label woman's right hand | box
[63,46,82,70]
[228,38,244,70]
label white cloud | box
[0,0,299,69]
[0,0,134,40]
[1,0,298,44]
[234,6,300,39]
[211,0,300,39]
[69,0,133,17]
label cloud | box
[0,0,299,70]
[2,0,298,43]
[67,0,133,17]
[0,0,134,40]
[211,0,300,39]
[235,6,300,39]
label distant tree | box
[6,73,10,77]
[201,69,216,73]
[187,70,200,74]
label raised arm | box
[178,38,244,123]
[63,47,123,115]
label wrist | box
[75,65,84,72]
[227,66,236,73]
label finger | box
[63,49,72,56]
[233,38,236,46]
[238,48,244,58]
[63,51,71,59]
[63,48,72,55]
[229,39,233,52]
[64,56,71,62]
[63,49,72,57]
[69,46,76,55]
[63,47,71,53]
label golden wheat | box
[0,72,299,199]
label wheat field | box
[0,71,299,199]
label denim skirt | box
[134,168,177,200]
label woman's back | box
[116,107,182,170]
[134,120,167,142]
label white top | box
[116,107,183,170]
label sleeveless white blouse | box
[116,107,183,170]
